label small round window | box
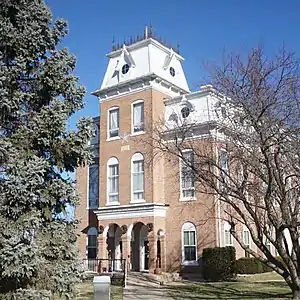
[122,64,130,74]
[181,107,190,118]
[170,67,175,77]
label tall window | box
[87,227,98,259]
[243,227,250,257]
[181,150,195,198]
[132,101,144,133]
[220,150,228,180]
[88,164,99,209]
[107,157,119,203]
[131,153,144,201]
[108,107,119,138]
[224,221,233,246]
[182,222,197,263]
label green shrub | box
[202,246,236,281]
[236,257,272,274]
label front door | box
[144,240,149,270]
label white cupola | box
[93,28,190,99]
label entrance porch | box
[97,221,166,273]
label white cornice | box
[91,73,187,101]
[163,87,225,106]
[91,73,156,97]
[93,203,168,220]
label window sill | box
[130,131,146,137]
[86,206,98,210]
[105,202,120,206]
[179,197,197,202]
[181,260,199,266]
[106,136,120,142]
[130,199,146,204]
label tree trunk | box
[293,288,300,300]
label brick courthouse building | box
[75,30,273,274]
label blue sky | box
[47,0,300,127]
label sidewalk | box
[123,273,175,300]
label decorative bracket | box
[163,49,175,70]
[121,44,136,67]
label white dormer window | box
[132,101,144,133]
[179,96,194,119]
[181,107,190,118]
[108,107,119,138]
[170,67,175,77]
[122,64,130,74]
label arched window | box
[182,222,197,263]
[132,100,144,134]
[87,227,98,259]
[107,157,119,203]
[131,153,144,202]
[224,221,233,246]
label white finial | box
[145,26,148,39]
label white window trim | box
[181,222,198,266]
[130,152,145,204]
[243,226,251,248]
[107,106,120,141]
[107,157,120,205]
[243,226,251,257]
[131,100,145,136]
[224,221,233,246]
[179,149,196,201]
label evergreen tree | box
[0,1,93,298]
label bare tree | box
[152,46,300,299]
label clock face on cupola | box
[93,31,190,100]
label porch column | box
[98,235,108,272]
[148,235,157,273]
[121,235,131,273]
[159,236,167,272]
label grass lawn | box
[76,281,123,300]
[167,272,292,300]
